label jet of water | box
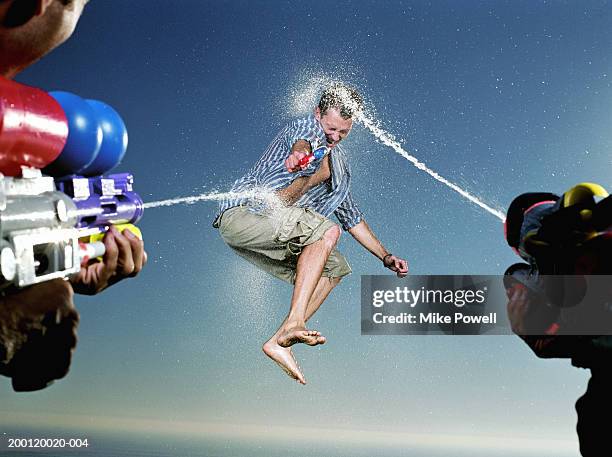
[143,187,284,210]
[358,114,506,222]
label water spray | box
[143,188,283,210]
[357,114,506,222]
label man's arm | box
[335,192,408,277]
[278,155,332,207]
[276,140,313,205]
[0,279,78,391]
[348,220,408,277]
[278,139,336,206]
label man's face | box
[314,107,353,148]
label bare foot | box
[262,341,306,385]
[276,326,326,348]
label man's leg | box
[305,276,341,322]
[265,274,340,344]
[262,274,341,384]
[220,207,342,383]
[275,225,341,347]
[261,225,341,385]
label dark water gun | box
[505,183,611,275]
[0,77,143,289]
[297,145,328,168]
[503,183,611,337]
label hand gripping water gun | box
[0,77,143,289]
[297,145,328,168]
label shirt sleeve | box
[283,118,321,179]
[285,118,319,152]
[334,190,363,231]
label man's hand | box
[285,140,312,173]
[505,282,560,335]
[0,279,79,391]
[383,254,409,278]
[70,226,147,295]
[506,283,530,335]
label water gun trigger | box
[79,223,142,262]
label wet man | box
[214,84,408,384]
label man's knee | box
[322,224,341,249]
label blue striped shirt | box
[213,115,362,231]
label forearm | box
[276,140,322,205]
[276,178,309,205]
[348,220,389,260]
[0,280,77,366]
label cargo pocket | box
[274,208,326,257]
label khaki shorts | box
[218,206,352,284]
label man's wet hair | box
[318,83,364,119]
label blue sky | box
[2,1,611,454]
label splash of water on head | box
[287,73,337,116]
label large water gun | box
[505,183,611,275]
[0,77,143,289]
